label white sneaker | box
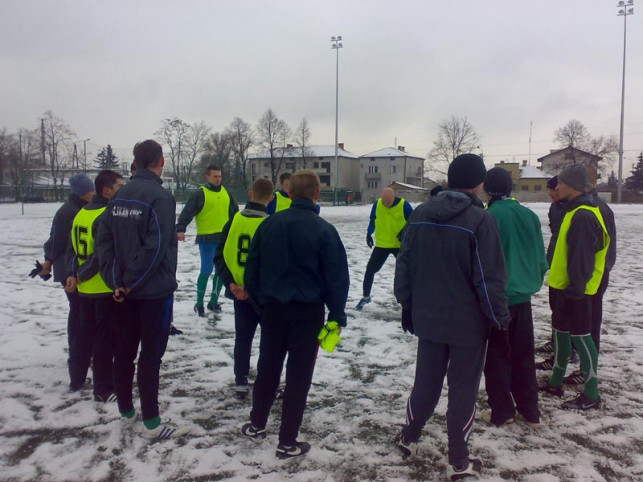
[136,420,191,440]
[120,412,139,429]
[446,456,483,481]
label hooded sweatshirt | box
[394,190,510,346]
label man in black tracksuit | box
[96,140,188,439]
[65,170,124,401]
[38,174,95,391]
[214,178,274,397]
[242,169,349,459]
[588,190,616,354]
[542,164,609,410]
[393,154,510,480]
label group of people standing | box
[34,142,615,480]
[354,154,614,480]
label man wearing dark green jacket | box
[481,167,548,428]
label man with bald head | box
[356,187,413,310]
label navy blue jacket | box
[394,190,510,346]
[43,194,88,282]
[96,168,178,300]
[244,197,350,326]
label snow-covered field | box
[0,201,642,481]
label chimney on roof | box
[500,160,505,164]
[338,143,344,150]
[398,146,405,152]
[522,160,528,167]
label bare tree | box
[42,111,76,200]
[553,119,589,153]
[201,131,233,182]
[426,115,481,178]
[295,118,313,169]
[553,119,618,173]
[256,109,291,184]
[155,118,191,190]
[183,121,211,185]
[15,128,40,199]
[225,117,254,188]
[0,128,13,184]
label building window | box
[263,163,268,168]
[370,157,375,161]
[320,175,331,186]
[322,162,331,172]
[521,185,529,191]
[368,166,379,174]
[390,165,397,174]
[390,157,396,161]
[319,157,324,160]
[285,162,295,170]
[367,181,379,189]
[313,162,319,169]
[251,164,257,174]
[535,184,542,191]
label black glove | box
[366,235,374,249]
[490,329,511,360]
[401,308,414,334]
[29,261,52,281]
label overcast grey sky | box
[2,0,642,174]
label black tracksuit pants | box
[113,296,172,421]
[484,301,540,424]
[68,296,116,397]
[362,247,398,297]
[402,338,486,467]
[250,302,324,446]
[591,271,609,353]
[65,286,83,390]
[233,299,261,385]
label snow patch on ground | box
[0,202,642,481]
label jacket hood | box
[424,190,483,222]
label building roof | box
[520,165,550,179]
[537,146,601,162]
[388,181,429,191]
[360,147,424,160]
[250,145,358,160]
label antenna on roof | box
[528,121,533,166]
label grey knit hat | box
[69,174,94,196]
[558,164,592,193]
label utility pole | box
[331,35,343,206]
[616,0,634,203]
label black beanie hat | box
[547,175,558,189]
[558,164,592,193]
[484,167,513,197]
[448,154,487,189]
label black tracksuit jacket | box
[394,190,510,347]
[43,194,88,282]
[96,169,178,300]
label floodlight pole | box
[616,0,634,203]
[331,35,343,206]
